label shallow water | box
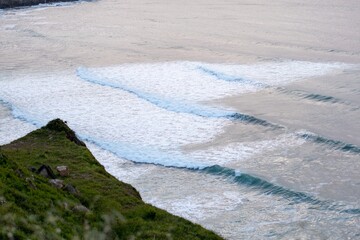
[1,1,360,239]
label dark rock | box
[44,119,86,147]
[72,205,90,213]
[64,184,78,195]
[37,165,56,179]
[49,179,64,189]
[56,165,69,177]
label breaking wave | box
[297,131,360,154]
[196,66,268,88]
[77,67,281,128]
[1,96,359,216]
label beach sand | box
[1,0,359,72]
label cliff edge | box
[0,119,222,239]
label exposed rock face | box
[56,165,69,177]
[0,0,77,9]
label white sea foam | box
[2,61,357,240]
[80,142,246,221]
[0,74,227,145]
[0,115,36,145]
[151,190,244,221]
[86,142,157,181]
[0,61,351,169]
[1,24,16,30]
[82,134,209,169]
[0,100,37,144]
[80,61,351,104]
[196,61,350,86]
[187,133,307,166]
[76,67,234,118]
[79,62,257,102]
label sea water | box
[1,60,359,239]
[1,1,360,238]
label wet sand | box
[1,0,360,74]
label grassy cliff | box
[0,119,222,240]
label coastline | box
[0,0,78,9]
[1,1,359,239]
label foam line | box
[202,165,322,204]
[297,131,360,154]
[80,136,360,215]
[1,100,358,214]
[77,66,233,117]
[196,66,269,88]
[81,135,209,170]
[82,135,322,206]
[77,67,281,128]
[201,165,360,214]
[0,99,43,127]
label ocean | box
[1,0,359,239]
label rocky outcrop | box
[0,0,77,9]
[36,164,56,179]
[44,119,86,147]
[56,165,69,176]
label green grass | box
[0,119,223,240]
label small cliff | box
[0,119,222,239]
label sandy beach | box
[1,0,360,71]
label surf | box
[76,67,281,129]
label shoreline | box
[1,1,359,238]
[0,0,78,9]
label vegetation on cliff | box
[0,119,222,239]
